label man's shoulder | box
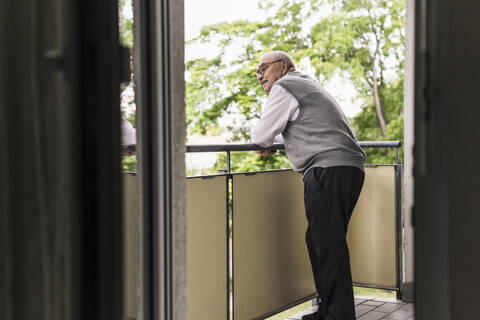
[281,71,305,80]
[277,72,320,91]
[278,71,315,84]
[275,72,299,89]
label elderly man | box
[252,51,366,320]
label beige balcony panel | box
[348,166,397,288]
[123,175,228,320]
[186,176,227,320]
[123,174,138,319]
[233,167,396,320]
[233,171,315,320]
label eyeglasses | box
[256,59,285,76]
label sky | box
[185,0,264,42]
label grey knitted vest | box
[275,71,366,175]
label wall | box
[402,0,415,301]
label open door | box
[2,0,124,319]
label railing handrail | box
[185,141,401,153]
[122,141,401,154]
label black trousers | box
[303,166,365,320]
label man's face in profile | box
[256,55,286,92]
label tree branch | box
[371,59,387,136]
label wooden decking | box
[287,297,414,320]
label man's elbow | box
[251,131,272,148]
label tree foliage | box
[186,0,405,170]
[119,0,134,49]
[119,0,138,172]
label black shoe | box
[301,311,322,320]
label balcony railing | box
[122,141,403,320]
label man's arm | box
[251,85,299,148]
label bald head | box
[257,51,296,92]
[259,51,296,69]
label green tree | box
[119,0,133,49]
[186,0,405,170]
[119,0,138,172]
[122,155,137,172]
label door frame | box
[133,0,186,319]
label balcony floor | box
[288,297,414,320]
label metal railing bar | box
[226,173,231,320]
[226,151,231,173]
[121,141,401,154]
[186,141,401,153]
[122,144,137,153]
[186,143,285,153]
[186,173,228,180]
[364,164,402,168]
[395,164,404,299]
[226,150,233,320]
[353,283,399,292]
[230,168,293,176]
[359,141,402,148]
[251,293,318,320]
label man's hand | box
[255,150,277,156]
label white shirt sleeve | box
[273,134,284,144]
[121,112,137,145]
[251,85,299,147]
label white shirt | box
[251,85,299,147]
[121,112,137,145]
